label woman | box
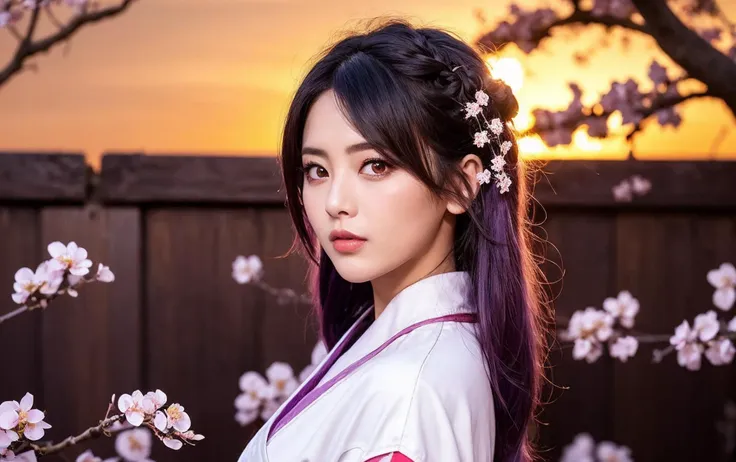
[238,18,548,462]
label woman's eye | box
[304,164,328,180]
[361,160,389,176]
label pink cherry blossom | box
[96,264,115,283]
[707,263,736,311]
[114,428,153,461]
[693,310,720,342]
[0,393,51,441]
[162,403,191,432]
[705,338,735,366]
[47,241,93,276]
[629,175,652,196]
[596,440,633,462]
[232,255,263,284]
[610,336,638,362]
[265,362,298,398]
[603,291,639,328]
[612,180,633,202]
[473,130,490,148]
[117,391,155,427]
[163,436,182,450]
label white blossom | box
[475,90,489,106]
[163,436,183,450]
[629,174,652,196]
[677,342,704,371]
[232,255,263,284]
[117,391,156,427]
[610,336,638,362]
[47,241,93,276]
[560,433,595,462]
[0,393,51,441]
[473,130,490,148]
[495,172,512,194]
[729,316,736,332]
[476,169,492,185]
[707,263,736,311]
[162,403,191,432]
[612,180,633,202]
[499,140,512,156]
[96,264,115,283]
[265,362,299,398]
[0,428,18,449]
[490,155,506,173]
[12,262,62,304]
[603,290,639,328]
[114,428,153,461]
[464,101,481,119]
[144,389,167,410]
[487,118,504,136]
[693,310,720,342]
[573,338,603,363]
[705,338,735,366]
[596,440,633,462]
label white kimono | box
[237,271,495,462]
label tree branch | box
[630,0,736,117]
[0,0,136,88]
[625,88,711,141]
[476,7,647,53]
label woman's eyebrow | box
[301,142,374,157]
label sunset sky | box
[0,0,734,169]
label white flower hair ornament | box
[456,79,513,194]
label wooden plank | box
[100,154,284,205]
[612,214,736,461]
[145,207,270,462]
[40,207,141,459]
[535,211,617,458]
[100,154,736,209]
[0,208,43,407]
[0,153,87,202]
[533,160,736,210]
[259,208,316,370]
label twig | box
[32,414,124,457]
[0,0,136,88]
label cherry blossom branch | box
[32,414,125,457]
[630,0,736,116]
[1,390,204,460]
[474,1,736,153]
[476,3,647,54]
[0,0,136,88]
[624,88,711,141]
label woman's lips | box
[331,238,366,253]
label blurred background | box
[0,0,735,461]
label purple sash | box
[267,312,478,441]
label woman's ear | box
[446,153,483,215]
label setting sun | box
[486,57,525,94]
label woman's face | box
[300,89,454,284]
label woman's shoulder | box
[363,321,492,404]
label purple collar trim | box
[267,312,478,442]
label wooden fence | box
[0,152,735,462]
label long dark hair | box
[278,18,548,462]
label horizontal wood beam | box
[99,153,285,205]
[531,159,736,210]
[2,152,735,209]
[0,152,87,202]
